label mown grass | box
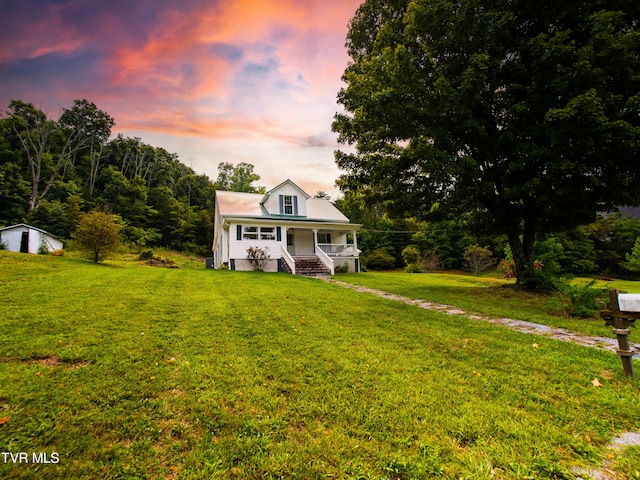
[335,271,640,338]
[1,251,640,479]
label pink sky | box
[0,0,362,197]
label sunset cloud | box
[0,0,362,195]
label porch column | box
[313,228,318,253]
[284,226,291,252]
[353,229,360,272]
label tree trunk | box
[506,200,537,288]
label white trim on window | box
[283,195,293,215]
[243,226,277,241]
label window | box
[283,195,293,214]
[260,227,275,240]
[279,194,298,215]
[242,226,258,240]
[243,226,277,241]
[318,233,332,244]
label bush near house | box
[246,246,270,271]
[363,247,396,270]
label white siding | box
[263,183,308,217]
[38,232,63,252]
[228,222,285,261]
[212,225,228,268]
[0,226,63,253]
[232,259,279,272]
[1,229,22,252]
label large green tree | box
[214,162,265,193]
[333,0,640,287]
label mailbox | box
[600,290,640,376]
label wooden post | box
[608,289,635,377]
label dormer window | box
[279,194,298,215]
[284,195,293,214]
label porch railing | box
[317,243,359,257]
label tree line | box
[0,99,263,255]
[337,190,640,280]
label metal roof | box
[215,191,351,223]
[0,223,62,240]
[215,191,265,217]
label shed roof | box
[0,223,62,240]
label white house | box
[212,180,361,275]
[0,224,64,254]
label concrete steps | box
[293,256,330,276]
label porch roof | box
[221,216,360,231]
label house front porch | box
[217,219,360,274]
[281,227,360,275]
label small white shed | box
[0,224,64,254]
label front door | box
[287,233,295,255]
[20,231,29,253]
[286,229,315,256]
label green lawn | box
[1,252,640,479]
[334,271,640,338]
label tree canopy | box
[213,162,265,193]
[333,0,640,287]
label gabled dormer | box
[260,179,310,217]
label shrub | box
[463,245,495,276]
[405,263,423,273]
[546,280,607,318]
[401,246,421,266]
[535,237,563,277]
[421,250,443,272]
[519,237,566,291]
[334,262,349,274]
[139,249,154,260]
[520,271,561,292]
[498,259,515,279]
[364,248,396,270]
[246,246,270,271]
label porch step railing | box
[281,246,296,275]
[316,248,335,275]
